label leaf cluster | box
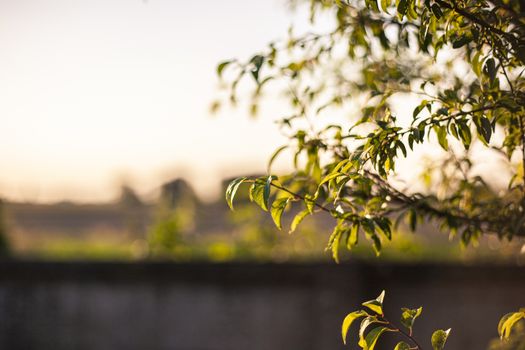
[220,0,525,256]
[341,290,450,349]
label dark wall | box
[0,261,522,350]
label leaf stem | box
[382,316,424,350]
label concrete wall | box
[0,261,523,350]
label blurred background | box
[0,0,524,349]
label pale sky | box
[0,0,323,202]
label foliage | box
[499,309,525,340]
[219,0,525,348]
[148,211,182,256]
[490,318,525,350]
[219,0,525,256]
[341,290,449,350]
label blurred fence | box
[0,261,523,349]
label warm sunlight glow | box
[0,0,322,202]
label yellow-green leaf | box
[362,290,385,315]
[270,197,291,230]
[363,326,393,350]
[498,311,525,339]
[217,60,233,77]
[400,307,423,331]
[394,341,411,350]
[434,125,448,151]
[358,316,384,347]
[342,310,367,344]
[431,329,451,350]
[264,176,273,210]
[225,177,247,210]
[249,181,268,211]
[380,0,390,12]
[267,145,288,172]
[328,225,342,263]
[289,209,310,234]
[319,172,346,187]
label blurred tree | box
[118,185,148,239]
[159,178,198,230]
[148,178,198,257]
[148,209,182,256]
[118,185,143,208]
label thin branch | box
[382,316,425,350]
[500,62,525,199]
[435,0,525,46]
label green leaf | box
[498,311,525,339]
[225,177,247,210]
[396,0,409,17]
[431,329,451,350]
[484,58,496,84]
[475,116,492,143]
[362,290,385,315]
[305,194,315,214]
[408,134,415,150]
[413,103,426,119]
[249,181,268,211]
[396,141,407,158]
[374,217,392,240]
[471,51,482,77]
[434,125,448,151]
[217,60,233,77]
[363,326,392,350]
[365,0,380,11]
[328,225,342,263]
[452,35,471,49]
[342,311,367,344]
[458,122,472,149]
[270,197,291,230]
[400,307,423,331]
[347,222,359,249]
[289,209,310,234]
[380,0,390,12]
[370,233,382,256]
[319,172,346,187]
[449,123,459,139]
[499,312,515,339]
[431,3,443,18]
[267,145,288,172]
[358,316,385,348]
[250,55,265,82]
[264,175,273,211]
[394,341,411,350]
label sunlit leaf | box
[394,341,411,350]
[498,311,525,339]
[431,329,451,350]
[249,181,268,211]
[362,290,385,315]
[400,307,422,331]
[225,177,247,210]
[270,197,291,230]
[363,326,393,350]
[342,310,367,344]
[267,145,288,172]
[217,60,233,77]
[263,175,273,211]
[289,209,310,234]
